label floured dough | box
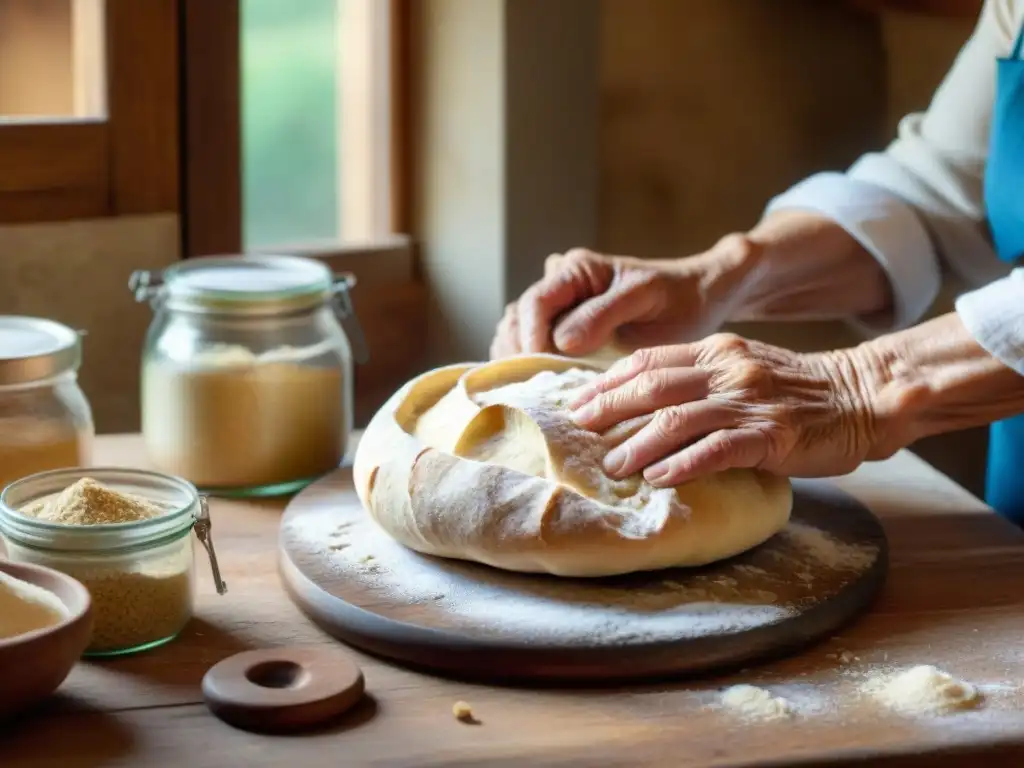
[0,570,69,639]
[353,355,792,577]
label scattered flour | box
[863,665,982,715]
[720,684,794,721]
[286,496,879,647]
[780,524,877,572]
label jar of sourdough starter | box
[131,255,367,497]
[0,316,94,491]
[0,467,227,656]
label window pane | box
[0,0,105,120]
[241,0,340,249]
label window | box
[0,0,421,426]
[0,0,179,223]
[239,0,398,250]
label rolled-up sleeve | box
[765,0,1021,347]
[956,270,1024,375]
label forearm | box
[848,312,1024,455]
[706,210,894,324]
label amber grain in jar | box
[0,317,93,491]
[0,467,227,657]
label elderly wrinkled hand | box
[568,334,886,486]
[489,243,752,360]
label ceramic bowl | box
[0,558,93,720]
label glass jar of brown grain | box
[0,316,93,492]
[130,255,367,498]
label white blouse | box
[765,0,1024,374]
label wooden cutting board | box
[279,470,888,684]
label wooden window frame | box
[183,0,412,260]
[0,0,180,224]
[183,0,422,425]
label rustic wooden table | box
[5,434,1024,767]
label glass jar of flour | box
[131,255,367,497]
[0,316,94,491]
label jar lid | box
[0,316,82,386]
[156,255,334,315]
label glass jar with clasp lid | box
[0,316,94,492]
[0,467,227,657]
[129,255,368,497]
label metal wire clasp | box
[129,269,164,304]
[331,273,370,365]
[194,496,228,596]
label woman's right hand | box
[489,238,759,360]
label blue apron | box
[983,20,1024,523]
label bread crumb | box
[720,684,793,721]
[452,701,476,723]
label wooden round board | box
[279,469,888,684]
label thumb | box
[518,255,613,353]
[553,280,659,355]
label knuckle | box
[706,332,747,356]
[625,348,655,373]
[730,360,769,392]
[544,253,563,272]
[563,247,596,263]
[634,370,669,402]
[653,405,689,438]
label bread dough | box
[353,354,792,577]
[0,570,69,639]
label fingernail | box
[567,390,592,410]
[554,328,582,351]
[572,404,596,424]
[644,463,669,484]
[603,448,626,476]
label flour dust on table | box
[285,494,880,647]
[353,355,793,578]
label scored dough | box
[353,354,792,578]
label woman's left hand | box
[569,333,892,486]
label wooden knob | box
[202,647,365,733]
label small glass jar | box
[130,255,367,498]
[0,467,227,658]
[0,316,94,492]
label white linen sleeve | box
[765,0,1021,335]
[956,269,1024,375]
[764,173,941,332]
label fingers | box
[568,344,701,410]
[643,428,769,487]
[551,278,658,355]
[600,401,736,478]
[571,366,710,433]
[489,303,522,359]
[517,250,612,354]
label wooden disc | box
[279,471,888,684]
[202,647,364,733]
